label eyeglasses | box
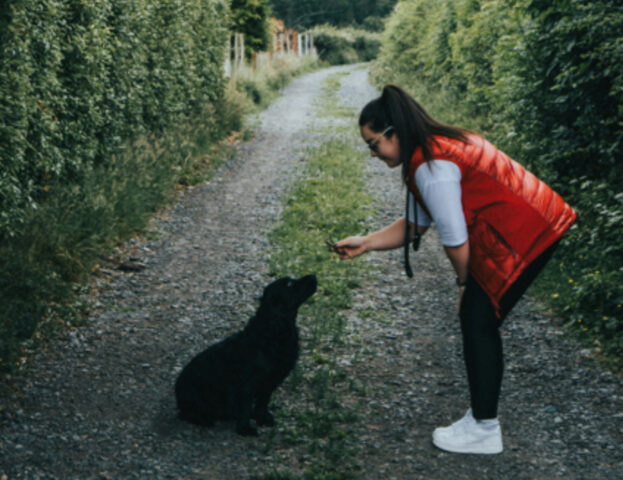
[368,126,394,153]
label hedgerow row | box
[372,0,623,359]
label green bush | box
[372,0,623,360]
[311,25,381,65]
[230,0,271,58]
[552,179,623,357]
[492,0,623,190]
[268,0,397,31]
[371,0,522,133]
[0,0,231,371]
[0,0,230,239]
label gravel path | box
[1,65,622,480]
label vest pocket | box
[469,218,519,283]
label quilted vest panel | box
[408,135,576,314]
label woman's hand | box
[330,218,414,260]
[331,236,367,260]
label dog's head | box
[260,274,317,316]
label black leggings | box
[458,241,559,420]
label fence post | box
[224,34,231,76]
[233,33,239,68]
[239,33,244,66]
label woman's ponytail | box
[360,85,470,185]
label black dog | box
[175,274,317,436]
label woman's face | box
[360,124,401,168]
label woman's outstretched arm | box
[334,218,428,260]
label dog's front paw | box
[236,423,259,436]
[254,411,275,427]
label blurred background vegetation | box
[268,0,396,31]
[1,0,621,371]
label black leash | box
[404,190,420,278]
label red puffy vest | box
[408,135,576,314]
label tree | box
[230,0,271,57]
[268,0,397,30]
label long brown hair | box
[359,85,471,184]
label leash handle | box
[404,190,418,278]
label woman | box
[331,85,576,454]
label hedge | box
[310,25,381,65]
[0,0,230,240]
[372,0,623,358]
[0,0,231,370]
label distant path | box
[1,64,622,480]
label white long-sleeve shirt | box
[407,160,468,247]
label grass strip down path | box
[260,75,375,479]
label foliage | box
[0,0,273,372]
[372,0,623,360]
[230,0,271,58]
[0,5,321,371]
[371,0,523,133]
[540,180,623,358]
[310,25,381,65]
[0,0,229,240]
[267,0,397,31]
[494,0,623,190]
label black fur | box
[175,274,317,436]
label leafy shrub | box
[372,0,623,360]
[268,0,397,31]
[371,0,521,133]
[311,25,381,65]
[361,15,386,32]
[0,0,231,371]
[492,0,623,191]
[550,179,623,357]
[0,0,230,239]
[230,0,271,58]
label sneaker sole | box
[432,437,503,454]
[432,434,504,455]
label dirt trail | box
[1,65,622,480]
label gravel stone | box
[1,65,622,479]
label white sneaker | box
[432,409,503,454]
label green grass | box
[252,72,376,480]
[314,71,357,120]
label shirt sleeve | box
[414,160,468,247]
